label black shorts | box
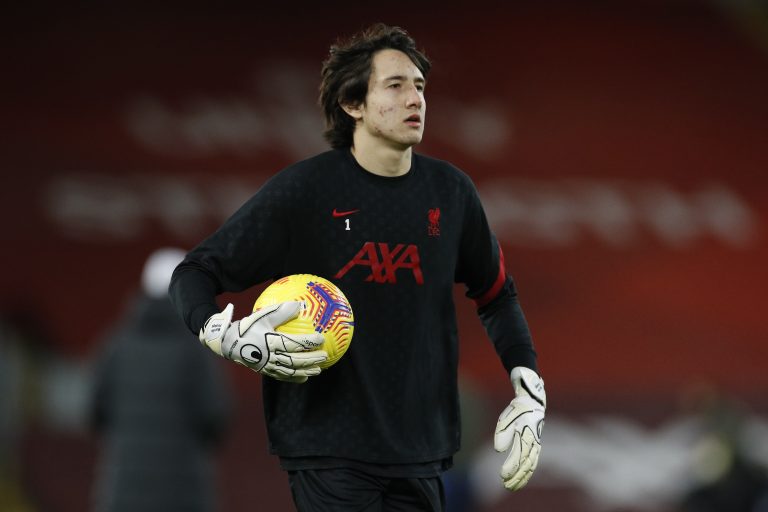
[288,467,445,512]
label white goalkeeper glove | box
[199,302,327,383]
[494,366,546,491]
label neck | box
[350,138,412,177]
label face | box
[347,49,426,150]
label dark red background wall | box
[3,1,765,397]
[2,2,767,510]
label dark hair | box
[319,23,431,149]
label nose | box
[406,84,423,109]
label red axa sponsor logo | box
[428,208,440,237]
[335,242,424,285]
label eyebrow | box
[383,75,426,85]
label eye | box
[388,83,401,89]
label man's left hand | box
[494,366,546,491]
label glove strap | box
[199,303,234,356]
[511,366,546,408]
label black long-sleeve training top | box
[170,148,538,474]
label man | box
[92,248,232,512]
[170,23,545,511]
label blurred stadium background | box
[2,1,767,510]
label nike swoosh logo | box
[332,208,360,218]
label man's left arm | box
[456,173,545,491]
[478,273,546,491]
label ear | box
[340,101,363,121]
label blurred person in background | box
[678,390,768,512]
[170,23,545,511]
[0,315,36,512]
[90,248,232,512]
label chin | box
[402,133,423,147]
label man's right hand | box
[199,302,327,383]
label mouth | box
[404,114,422,127]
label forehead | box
[370,49,424,81]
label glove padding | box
[199,302,327,383]
[494,366,546,491]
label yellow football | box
[253,274,354,369]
